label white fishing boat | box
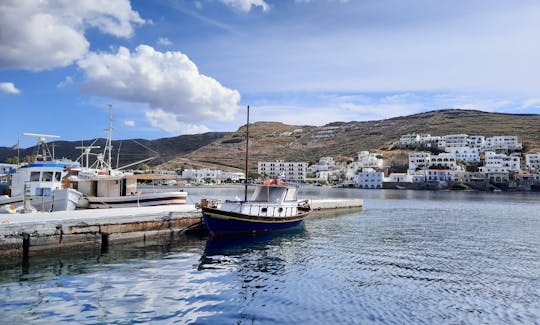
[0,134,82,213]
[71,170,187,209]
[68,105,188,209]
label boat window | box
[42,171,53,182]
[54,172,62,182]
[284,188,297,201]
[261,207,267,213]
[30,172,40,181]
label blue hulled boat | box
[201,105,311,236]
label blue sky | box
[1,0,539,148]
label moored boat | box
[68,105,188,209]
[201,105,311,235]
[201,183,310,235]
[72,171,187,209]
[0,133,83,213]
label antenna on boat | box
[75,145,101,168]
[244,105,250,202]
[23,132,60,161]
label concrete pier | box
[309,199,363,211]
[0,205,201,259]
[0,198,363,259]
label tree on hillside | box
[4,156,19,164]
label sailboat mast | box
[106,104,113,170]
[244,105,250,202]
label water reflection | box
[199,227,307,271]
[0,188,538,324]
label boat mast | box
[244,105,250,202]
[105,104,113,171]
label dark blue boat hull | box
[202,208,306,236]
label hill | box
[2,109,539,171]
[0,132,229,167]
[161,109,540,171]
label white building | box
[444,146,480,162]
[356,168,384,189]
[182,169,244,183]
[308,156,338,173]
[484,136,522,151]
[395,133,443,149]
[385,173,411,183]
[396,133,421,145]
[430,153,459,170]
[467,136,485,148]
[358,151,384,169]
[525,153,540,172]
[442,134,469,148]
[480,151,521,173]
[426,169,455,182]
[258,161,308,181]
[409,152,431,171]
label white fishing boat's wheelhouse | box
[11,163,67,197]
[218,185,301,218]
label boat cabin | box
[251,185,298,203]
[10,163,67,197]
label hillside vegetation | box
[163,109,540,171]
[3,109,539,171]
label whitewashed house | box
[308,156,338,173]
[480,151,521,173]
[395,133,421,146]
[467,136,485,148]
[525,153,540,172]
[182,169,244,183]
[386,173,411,183]
[484,136,522,151]
[426,169,455,182]
[409,152,431,171]
[429,153,459,170]
[442,134,469,148]
[356,168,384,189]
[444,146,480,162]
[358,151,384,169]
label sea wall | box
[0,205,201,259]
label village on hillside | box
[2,133,539,192]
[174,133,540,192]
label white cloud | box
[157,37,173,46]
[523,98,540,108]
[123,120,136,127]
[56,76,74,88]
[0,0,144,71]
[0,82,21,95]
[78,45,241,133]
[146,109,211,134]
[219,0,269,12]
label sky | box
[1,0,539,148]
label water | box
[0,188,539,324]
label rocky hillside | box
[3,109,539,171]
[161,109,540,171]
[0,132,229,167]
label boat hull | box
[81,191,187,209]
[202,206,307,236]
[0,188,82,212]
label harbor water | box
[0,188,539,324]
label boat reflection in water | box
[198,227,307,271]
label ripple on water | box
[0,190,539,324]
